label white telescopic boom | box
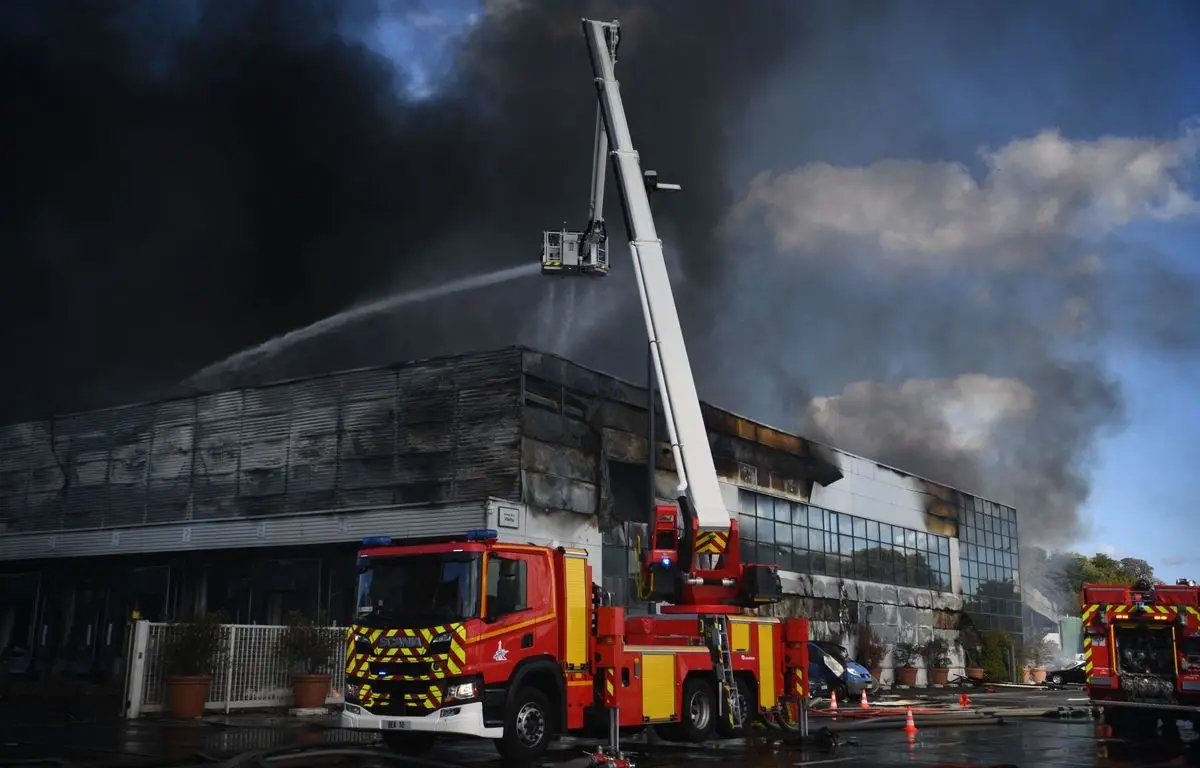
[582,19,729,535]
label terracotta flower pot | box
[966,667,985,680]
[1029,666,1047,684]
[896,666,918,686]
[292,673,332,709]
[166,675,212,719]
[929,667,949,685]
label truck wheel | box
[715,677,754,739]
[382,731,436,755]
[658,677,716,743]
[495,686,553,764]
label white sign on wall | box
[498,506,521,529]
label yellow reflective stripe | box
[695,531,730,554]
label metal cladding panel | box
[0,348,525,544]
[0,502,489,560]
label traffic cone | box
[830,690,838,711]
[860,688,869,708]
[903,706,918,734]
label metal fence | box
[124,621,347,718]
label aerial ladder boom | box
[579,19,730,543]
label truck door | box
[478,550,555,679]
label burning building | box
[0,347,1023,685]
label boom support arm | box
[581,19,729,539]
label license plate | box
[383,720,411,730]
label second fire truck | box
[1082,578,1200,738]
[340,17,810,764]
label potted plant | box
[1023,638,1050,684]
[920,636,951,685]
[958,626,985,680]
[162,613,225,719]
[854,624,887,682]
[892,641,920,687]
[980,629,1013,682]
[277,610,340,710]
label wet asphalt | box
[1,686,1196,768]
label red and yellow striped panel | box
[695,531,729,555]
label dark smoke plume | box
[0,0,800,420]
[3,0,1198,576]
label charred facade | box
[0,347,1022,685]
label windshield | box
[356,552,481,625]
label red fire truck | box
[1082,579,1200,738]
[339,17,810,764]
[340,525,808,761]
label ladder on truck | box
[702,616,742,730]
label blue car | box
[808,642,879,699]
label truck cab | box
[342,530,582,760]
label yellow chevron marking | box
[695,531,730,554]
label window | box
[756,495,773,519]
[486,556,528,616]
[775,498,792,521]
[733,489,962,593]
[808,506,824,528]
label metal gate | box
[123,620,347,718]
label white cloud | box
[808,374,1035,457]
[731,120,1200,268]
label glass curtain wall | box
[737,489,952,592]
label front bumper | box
[340,701,503,739]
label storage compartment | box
[1114,624,1176,699]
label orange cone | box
[830,690,838,711]
[903,706,918,734]
[860,688,869,708]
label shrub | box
[854,624,887,669]
[980,629,1013,681]
[163,613,226,677]
[277,610,341,675]
[1023,637,1052,667]
[920,636,951,668]
[958,625,983,668]
[892,641,920,668]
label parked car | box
[808,641,878,699]
[1044,659,1087,686]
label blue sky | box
[362,1,1200,579]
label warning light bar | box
[361,536,393,547]
[466,529,498,542]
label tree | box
[1119,557,1155,584]
[1057,552,1157,613]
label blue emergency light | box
[661,556,672,567]
[466,529,498,541]
[361,536,393,547]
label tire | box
[495,686,553,765]
[1050,674,1063,685]
[382,731,436,755]
[659,677,716,743]
[715,676,754,739]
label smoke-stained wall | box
[0,349,524,536]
